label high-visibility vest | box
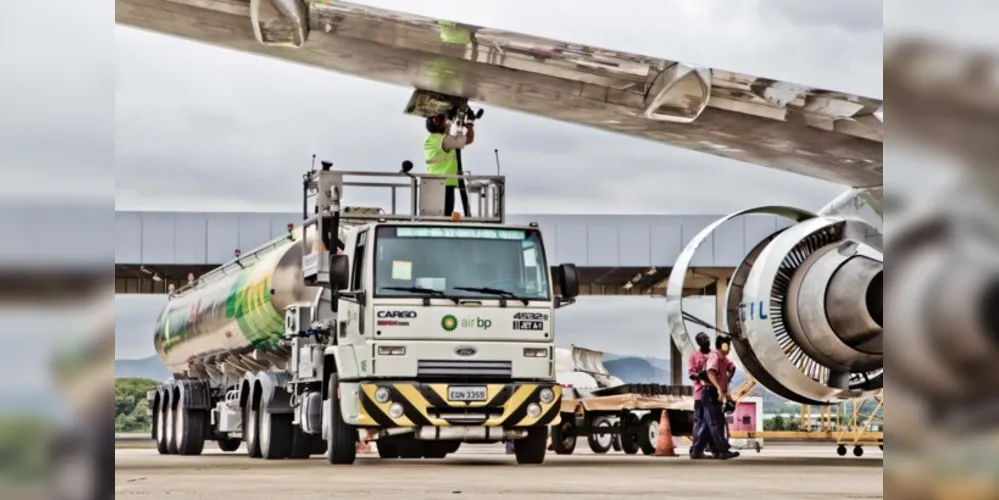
[424,133,459,187]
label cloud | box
[109,0,879,215]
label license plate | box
[448,386,487,402]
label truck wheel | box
[638,413,658,456]
[514,426,548,464]
[155,401,170,455]
[217,436,241,452]
[259,410,292,460]
[165,403,180,454]
[587,417,613,454]
[288,426,314,459]
[550,419,577,455]
[244,403,262,459]
[326,374,357,465]
[175,408,207,456]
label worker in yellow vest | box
[424,113,475,216]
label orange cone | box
[654,411,677,457]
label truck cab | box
[294,163,579,464]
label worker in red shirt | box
[687,332,716,457]
[690,335,740,460]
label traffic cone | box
[654,411,677,457]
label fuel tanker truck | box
[147,161,580,465]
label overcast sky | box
[106,0,881,361]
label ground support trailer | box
[549,384,695,455]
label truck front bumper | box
[356,381,561,428]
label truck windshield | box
[373,226,550,300]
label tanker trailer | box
[149,222,330,456]
[147,162,581,465]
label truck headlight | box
[378,346,406,356]
[523,347,548,358]
[526,403,542,418]
[388,403,405,419]
[539,388,555,404]
[374,387,390,404]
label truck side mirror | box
[558,263,580,298]
[329,253,350,290]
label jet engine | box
[666,202,883,405]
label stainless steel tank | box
[154,227,322,377]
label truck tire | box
[587,417,613,454]
[326,374,357,465]
[638,413,658,456]
[176,408,207,456]
[550,418,577,455]
[244,403,262,459]
[217,436,241,452]
[259,410,293,460]
[165,403,180,454]
[513,426,548,464]
[155,401,170,455]
[289,426,315,459]
[397,439,426,459]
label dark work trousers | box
[690,387,729,455]
[692,400,717,455]
[444,186,456,216]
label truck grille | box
[417,360,512,378]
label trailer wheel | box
[326,374,357,465]
[514,426,548,464]
[638,413,658,455]
[175,407,208,456]
[244,403,262,459]
[155,398,170,455]
[165,402,180,454]
[259,409,292,460]
[550,418,577,455]
[620,414,640,455]
[217,436,241,452]
[587,417,613,454]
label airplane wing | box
[116,0,883,188]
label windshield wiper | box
[382,286,460,304]
[453,286,530,306]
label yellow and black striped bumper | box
[357,382,562,428]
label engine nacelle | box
[667,206,883,405]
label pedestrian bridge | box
[114,210,796,297]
